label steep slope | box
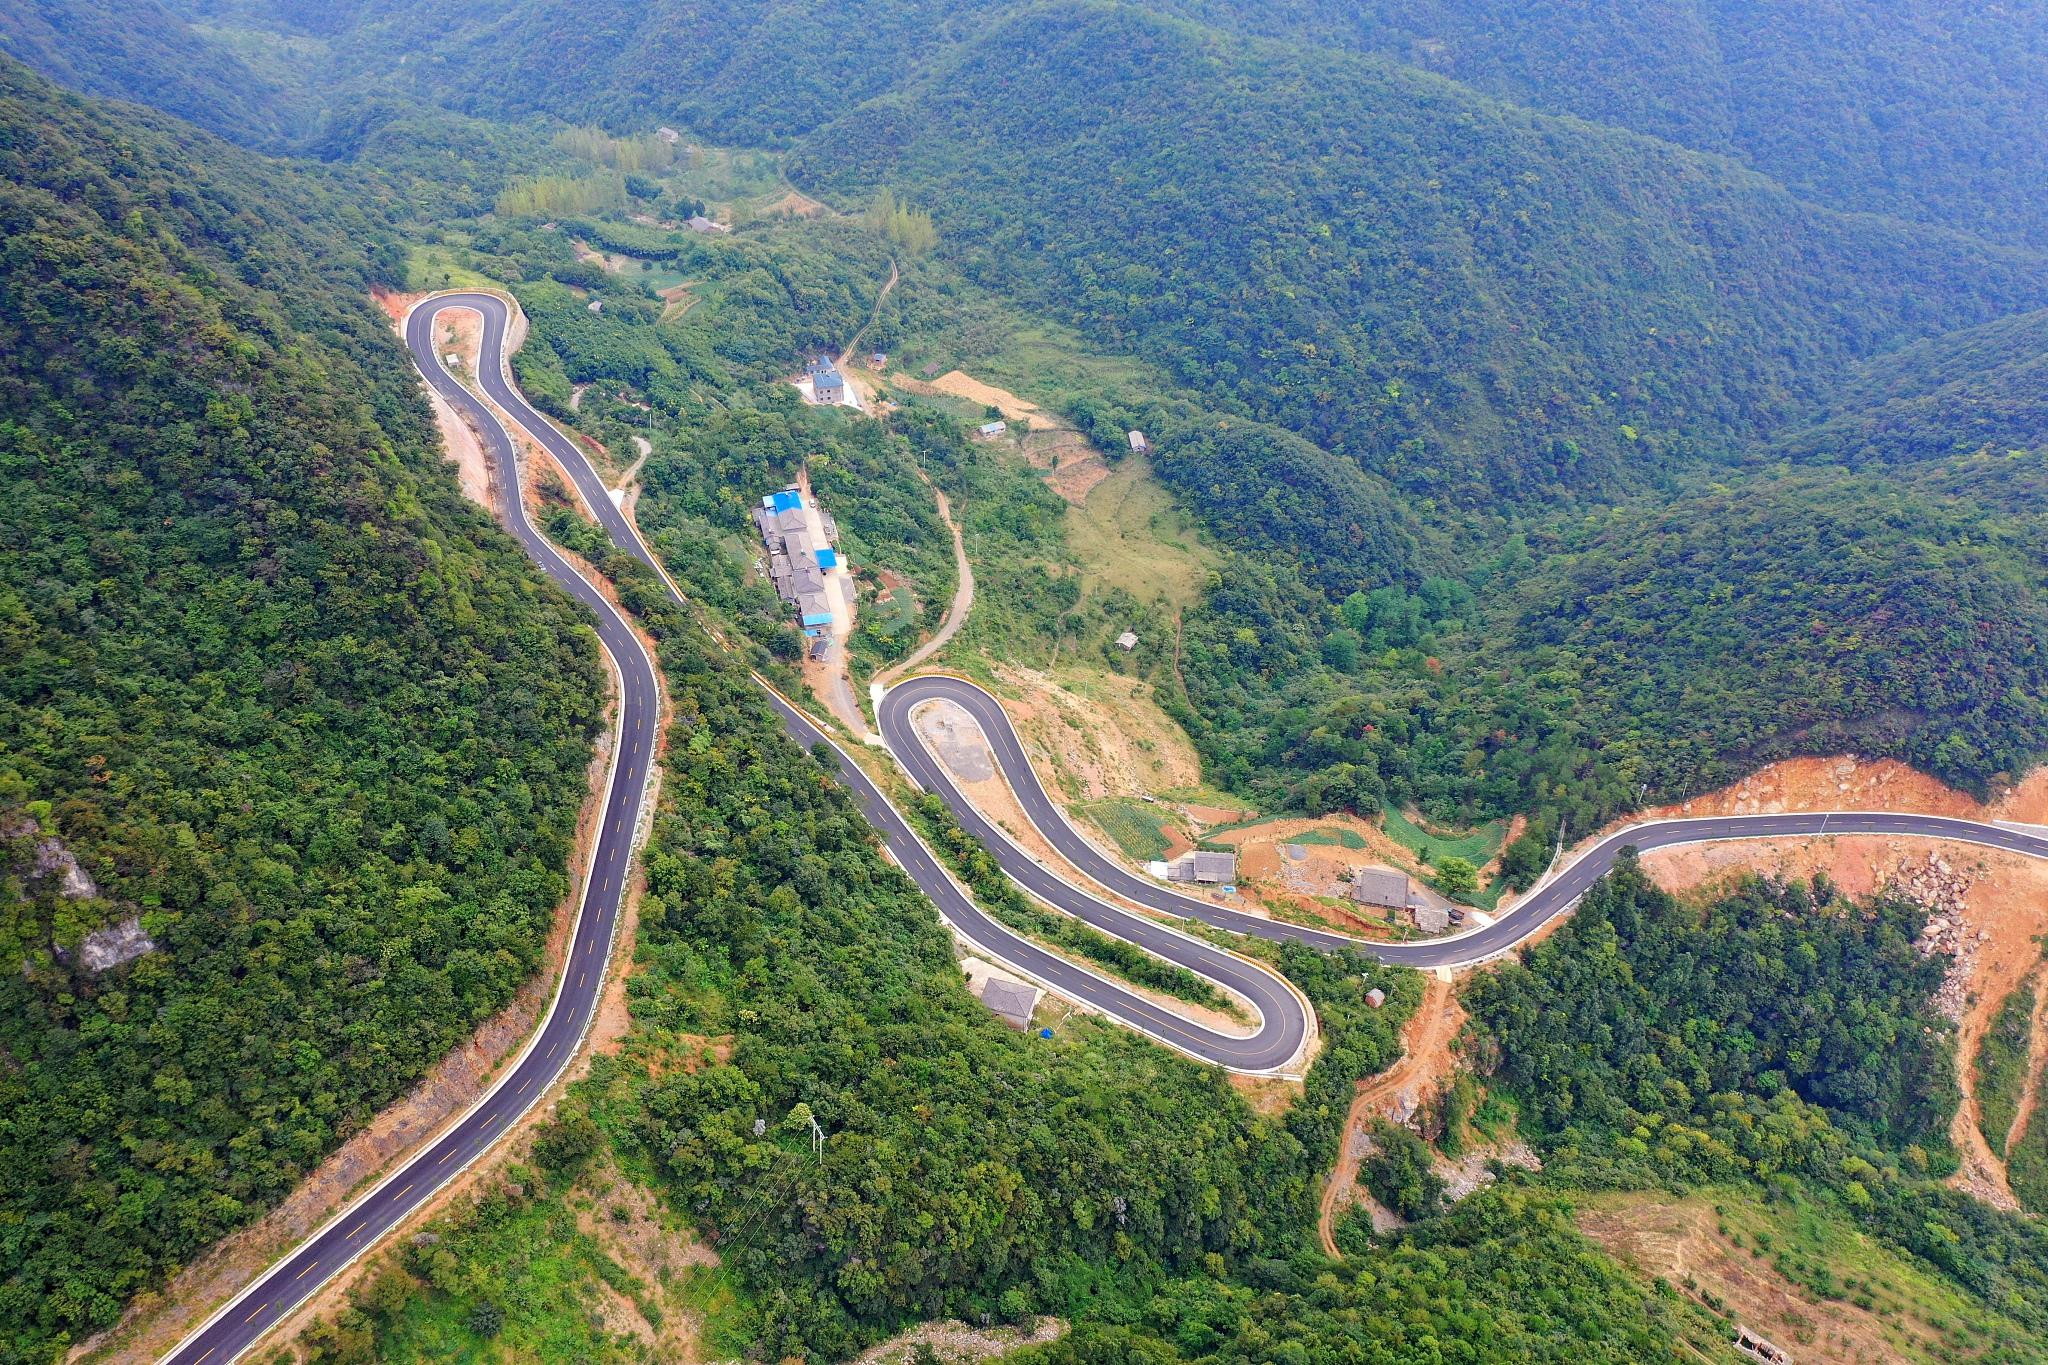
[0,0,299,145]
[0,60,602,1360]
[788,2,2048,506]
[1772,309,2048,468]
[1281,0,2048,253]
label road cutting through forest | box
[165,290,2048,1362]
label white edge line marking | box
[161,292,658,1365]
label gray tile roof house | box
[1348,867,1413,911]
[979,977,1041,1029]
[1166,851,1236,884]
[1411,902,1453,934]
[808,356,847,404]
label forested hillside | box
[1283,0,2048,253]
[789,1,2048,506]
[0,60,603,1360]
[0,0,299,144]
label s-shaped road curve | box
[164,295,663,1365]
[880,673,2048,968]
[165,289,2048,1361]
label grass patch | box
[1581,1185,2035,1363]
[1064,454,1217,616]
[1290,826,1367,850]
[587,247,694,295]
[672,1262,754,1360]
[1380,806,1506,867]
[1078,797,1177,862]
[359,1185,643,1362]
[1976,976,2037,1157]
[405,242,506,292]
[870,585,920,636]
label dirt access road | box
[1317,975,1463,1255]
[874,480,974,690]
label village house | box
[977,419,1007,439]
[1349,866,1456,933]
[806,355,847,405]
[752,486,849,637]
[1349,867,1413,911]
[979,976,1042,1029]
[1166,850,1236,885]
[1115,630,1139,651]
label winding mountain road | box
[877,675,2048,968]
[164,290,2048,1361]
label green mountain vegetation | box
[0,59,605,1360]
[789,1,2048,507]
[10,2,2048,1360]
[0,0,300,145]
[1461,857,2048,1358]
[1288,0,2048,253]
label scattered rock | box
[79,915,156,972]
[4,814,98,900]
[1903,851,1976,1022]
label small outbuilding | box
[1412,902,1452,934]
[1365,987,1387,1009]
[1166,850,1237,885]
[1127,430,1148,455]
[979,977,1042,1030]
[977,420,1008,439]
[1115,630,1139,651]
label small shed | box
[977,420,1008,439]
[1365,987,1387,1009]
[1412,902,1452,934]
[1167,850,1236,885]
[1115,630,1139,651]
[979,977,1042,1029]
[1127,430,1148,455]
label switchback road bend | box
[878,674,2048,968]
[161,296,661,1365]
[163,291,2048,1361]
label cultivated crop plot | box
[8,8,2048,1365]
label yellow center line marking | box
[294,1260,319,1280]
[244,1303,267,1324]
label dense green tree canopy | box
[0,59,602,1360]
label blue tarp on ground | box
[816,547,839,568]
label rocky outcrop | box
[6,812,158,972]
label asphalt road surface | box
[164,290,2048,1360]
[162,295,661,1364]
[875,679,2048,967]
